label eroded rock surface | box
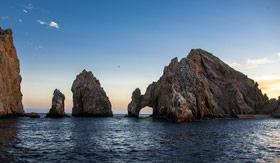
[260,97,280,118]
[46,89,69,118]
[128,49,269,122]
[0,28,24,117]
[72,70,113,117]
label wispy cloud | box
[277,53,280,57]
[25,3,34,10]
[18,18,22,22]
[36,20,47,25]
[228,62,241,67]
[38,45,44,49]
[242,58,273,69]
[23,9,28,13]
[36,20,60,29]
[49,21,59,29]
[1,16,8,20]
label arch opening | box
[139,106,153,117]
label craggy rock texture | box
[0,28,24,117]
[46,89,69,118]
[260,97,280,118]
[128,49,270,122]
[72,70,113,117]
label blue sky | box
[1,0,280,113]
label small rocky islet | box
[46,89,69,118]
[71,69,113,117]
[0,27,279,122]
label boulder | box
[0,28,24,117]
[25,112,40,118]
[46,89,69,118]
[71,70,113,117]
[128,49,269,122]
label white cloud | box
[18,18,22,22]
[36,20,60,29]
[277,53,280,57]
[36,20,47,25]
[1,16,8,20]
[242,58,273,69]
[25,3,34,10]
[23,9,28,13]
[39,45,44,48]
[49,21,59,29]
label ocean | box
[0,114,279,162]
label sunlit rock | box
[0,28,24,117]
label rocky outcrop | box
[25,112,40,118]
[0,28,24,117]
[260,97,280,118]
[46,89,69,118]
[72,70,113,117]
[127,49,269,122]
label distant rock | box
[25,112,40,118]
[128,49,269,122]
[72,70,113,117]
[46,89,69,118]
[0,28,24,117]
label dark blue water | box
[0,114,279,163]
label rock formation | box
[72,70,113,117]
[46,89,69,118]
[0,28,24,117]
[25,112,40,118]
[127,49,270,122]
[259,97,280,118]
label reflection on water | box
[0,115,279,162]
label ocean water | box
[0,114,279,163]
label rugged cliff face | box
[0,28,24,117]
[46,89,69,118]
[128,49,269,122]
[72,70,113,117]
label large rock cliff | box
[0,28,24,117]
[128,49,269,122]
[72,70,113,117]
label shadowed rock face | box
[128,49,269,122]
[260,97,280,118]
[72,70,113,117]
[0,28,24,117]
[46,89,69,118]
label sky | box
[0,0,280,114]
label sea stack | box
[0,28,24,117]
[46,89,69,118]
[127,49,269,122]
[71,70,113,117]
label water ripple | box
[0,115,279,162]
